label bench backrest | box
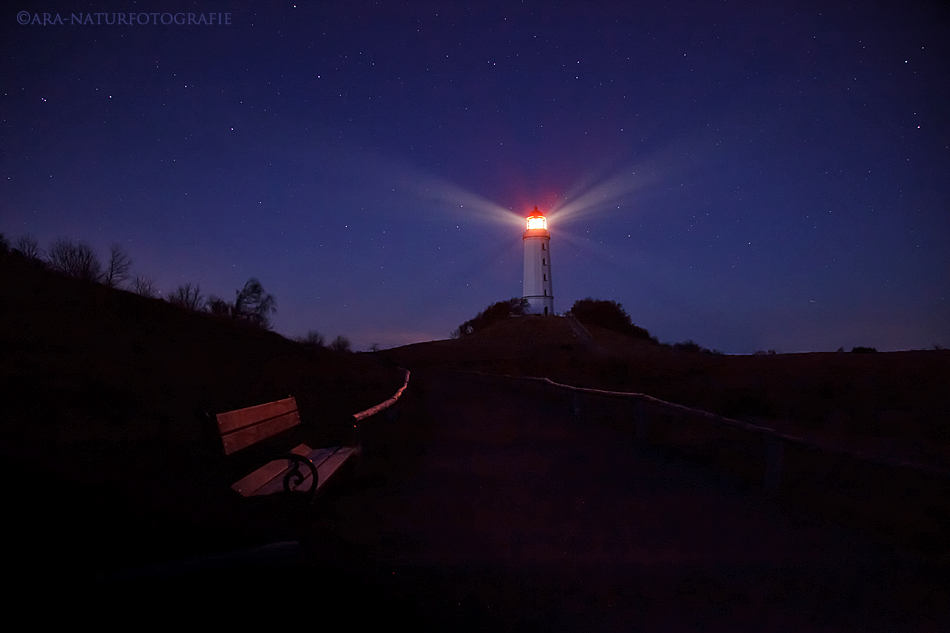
[215,396,301,456]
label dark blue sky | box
[3,1,948,352]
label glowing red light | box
[526,206,547,230]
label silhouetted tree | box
[46,238,102,281]
[330,335,351,353]
[295,330,325,347]
[672,340,703,353]
[567,298,655,341]
[130,276,157,298]
[168,283,203,310]
[670,340,719,354]
[205,296,232,318]
[454,297,529,337]
[13,234,41,261]
[201,279,276,329]
[233,278,276,330]
[102,244,132,288]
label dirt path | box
[309,370,947,630]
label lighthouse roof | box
[527,206,545,219]
[526,206,547,231]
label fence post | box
[634,398,648,442]
[764,436,784,491]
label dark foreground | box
[101,370,944,630]
[59,370,944,630]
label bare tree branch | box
[46,238,102,281]
[13,234,41,261]
[167,283,203,310]
[103,244,132,288]
[130,276,156,298]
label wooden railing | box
[467,370,950,491]
[353,368,411,421]
[452,369,947,555]
[542,376,948,479]
[351,368,411,449]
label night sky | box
[3,1,948,353]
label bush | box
[130,276,157,298]
[204,278,277,330]
[851,346,878,353]
[673,340,704,353]
[168,283,203,310]
[296,330,325,347]
[453,297,529,337]
[46,238,102,281]
[14,235,42,263]
[205,296,231,317]
[233,278,276,330]
[330,335,351,353]
[568,298,655,341]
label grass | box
[0,253,406,576]
[386,315,950,465]
[4,249,948,590]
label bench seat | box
[215,396,358,500]
[230,444,359,497]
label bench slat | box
[311,446,359,492]
[251,446,338,496]
[219,410,301,456]
[216,397,298,434]
[230,443,313,496]
[231,444,359,497]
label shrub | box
[13,235,42,262]
[296,330,325,347]
[205,296,232,318]
[130,276,157,298]
[168,283,203,310]
[203,278,277,330]
[567,298,655,341]
[673,340,704,353]
[46,238,102,281]
[330,335,351,353]
[453,297,529,337]
[851,346,877,353]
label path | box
[311,370,946,631]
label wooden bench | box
[215,396,359,502]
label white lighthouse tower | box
[523,207,554,316]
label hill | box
[0,253,406,576]
[385,315,950,468]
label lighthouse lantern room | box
[523,207,554,316]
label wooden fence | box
[467,370,950,556]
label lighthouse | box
[523,207,554,316]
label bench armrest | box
[275,453,319,503]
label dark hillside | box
[385,316,950,467]
[390,315,583,368]
[0,253,405,577]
